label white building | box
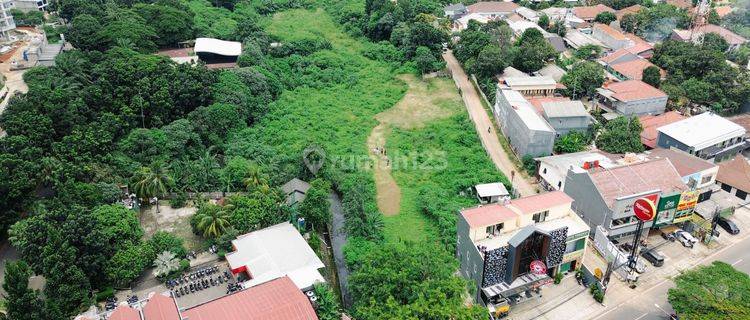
[494,88,556,157]
[475,182,510,204]
[500,76,557,96]
[12,0,48,12]
[657,112,747,162]
[535,151,617,191]
[0,0,15,39]
[226,222,325,290]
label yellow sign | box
[677,190,698,212]
[594,268,603,279]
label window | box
[533,211,548,223]
[611,216,635,228]
[701,175,713,185]
[486,223,504,236]
[543,168,547,174]
[721,183,733,193]
[737,190,748,201]
[575,238,585,250]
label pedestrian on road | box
[487,126,491,133]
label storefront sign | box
[655,193,681,226]
[633,198,657,221]
[674,190,699,223]
[530,260,547,275]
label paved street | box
[442,51,536,196]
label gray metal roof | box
[444,3,467,11]
[281,178,311,195]
[542,101,589,118]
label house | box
[500,76,558,96]
[564,158,689,238]
[104,276,318,320]
[592,24,636,50]
[599,49,664,81]
[671,24,749,50]
[573,4,615,22]
[226,222,325,290]
[535,151,617,191]
[541,100,591,137]
[639,111,686,149]
[454,12,493,31]
[564,29,609,50]
[457,191,589,315]
[714,6,733,18]
[493,88,556,157]
[541,7,586,28]
[656,112,747,162]
[194,38,242,64]
[281,178,312,206]
[534,64,567,82]
[596,80,668,116]
[506,20,567,53]
[475,182,511,204]
[716,155,750,201]
[666,0,693,10]
[615,4,643,20]
[0,1,15,40]
[515,7,540,22]
[11,0,48,12]
[645,148,719,204]
[466,1,520,19]
[444,3,468,19]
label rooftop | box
[281,178,311,195]
[564,29,609,49]
[510,191,573,215]
[608,58,662,81]
[587,158,687,208]
[536,151,618,174]
[142,293,180,320]
[638,111,686,149]
[594,23,628,41]
[657,112,746,149]
[182,276,318,320]
[600,80,667,102]
[715,6,733,18]
[527,96,570,114]
[646,148,717,177]
[574,4,615,20]
[226,222,325,289]
[499,89,555,132]
[616,4,643,20]
[467,1,519,13]
[673,24,748,46]
[503,76,557,88]
[461,191,573,229]
[515,7,539,20]
[461,204,519,228]
[541,100,589,118]
[535,64,567,82]
[717,155,750,193]
[475,182,510,198]
[194,38,242,56]
[444,3,467,11]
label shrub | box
[554,272,563,284]
[170,191,188,208]
[147,231,188,258]
[95,287,115,302]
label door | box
[559,262,571,273]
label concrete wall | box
[494,90,555,157]
[546,115,591,137]
[563,170,609,235]
[656,132,691,153]
[457,213,486,302]
[538,161,566,191]
[614,96,668,116]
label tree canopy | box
[669,261,750,319]
[561,61,605,98]
[595,117,644,154]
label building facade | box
[457,192,589,316]
[0,0,15,39]
[494,88,555,157]
[536,151,616,191]
[656,112,747,163]
[541,101,592,137]
[596,80,668,116]
[12,0,48,12]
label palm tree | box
[242,163,268,191]
[195,204,233,238]
[132,163,173,213]
[153,251,180,278]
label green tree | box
[147,231,187,258]
[471,45,509,78]
[707,8,721,25]
[153,251,180,277]
[702,32,730,53]
[642,65,661,88]
[538,14,550,30]
[620,13,639,33]
[561,61,605,98]
[313,283,342,320]
[414,46,438,74]
[2,261,45,320]
[134,3,194,47]
[299,179,332,229]
[595,117,644,153]
[554,131,589,153]
[68,14,103,52]
[91,204,143,252]
[512,28,557,72]
[193,203,233,238]
[241,162,269,192]
[43,230,91,318]
[131,163,173,202]
[669,261,750,319]
[106,243,154,287]
[97,9,158,53]
[594,12,617,24]
[573,44,602,60]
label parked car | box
[661,230,676,242]
[641,250,665,267]
[717,217,740,235]
[675,230,698,248]
[620,242,634,252]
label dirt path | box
[442,51,537,196]
[368,74,460,216]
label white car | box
[675,230,698,248]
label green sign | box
[655,193,681,226]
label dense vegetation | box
[619,3,691,42]
[669,261,750,320]
[595,116,645,154]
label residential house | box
[454,12,493,31]
[541,7,586,28]
[500,76,558,96]
[714,6,733,18]
[671,24,749,50]
[541,100,592,137]
[281,178,312,206]
[615,4,643,20]
[515,7,540,22]
[639,111,686,149]
[457,191,589,315]
[716,155,750,201]
[656,112,747,162]
[12,0,48,12]
[666,0,693,10]
[564,158,688,238]
[494,88,556,157]
[466,1,520,19]
[534,64,567,82]
[475,182,511,204]
[507,20,567,53]
[573,4,615,22]
[444,3,468,19]
[596,80,668,116]
[645,148,719,206]
[535,151,617,191]
[564,29,609,50]
[226,222,325,290]
[592,23,636,50]
[599,49,664,81]
[0,1,15,40]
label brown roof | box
[639,111,687,148]
[510,191,573,214]
[605,80,667,102]
[467,1,519,13]
[676,24,749,46]
[594,23,628,40]
[647,148,717,177]
[109,306,141,320]
[715,6,733,18]
[588,158,687,208]
[527,96,570,114]
[182,276,318,320]
[717,155,750,193]
[609,59,664,80]
[616,4,644,20]
[461,191,573,228]
[461,204,519,228]
[142,294,180,320]
[600,48,635,64]
[575,4,615,20]
[729,113,750,133]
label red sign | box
[530,260,547,275]
[633,198,657,221]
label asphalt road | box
[593,234,750,320]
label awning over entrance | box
[482,273,550,298]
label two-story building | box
[596,80,668,116]
[541,100,592,137]
[656,112,747,163]
[494,88,555,157]
[535,151,617,191]
[563,158,688,239]
[457,191,589,316]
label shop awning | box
[482,273,550,298]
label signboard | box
[655,193,681,226]
[615,193,659,220]
[530,260,547,275]
[674,190,699,223]
[633,198,657,221]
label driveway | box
[442,51,536,196]
[329,191,352,308]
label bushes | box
[170,192,188,208]
[554,272,563,284]
[148,231,188,258]
[589,284,605,303]
[95,287,115,302]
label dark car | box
[641,250,665,267]
[717,217,740,235]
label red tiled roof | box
[588,158,687,208]
[461,204,518,228]
[717,155,750,193]
[467,1,519,13]
[647,148,716,177]
[715,6,733,18]
[510,191,573,214]
[600,48,634,64]
[574,4,615,20]
[109,306,141,320]
[609,59,663,80]
[182,276,318,320]
[639,111,686,148]
[142,294,180,320]
[625,41,654,58]
[676,24,749,46]
[605,80,667,102]
[616,4,643,20]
